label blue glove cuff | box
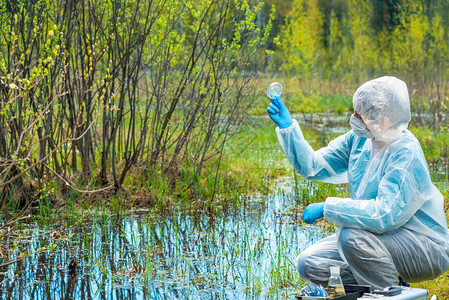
[279,121,293,129]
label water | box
[0,184,327,300]
[327,266,345,298]
[1,112,445,299]
[327,285,346,299]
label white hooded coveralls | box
[276,77,449,290]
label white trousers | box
[295,227,449,290]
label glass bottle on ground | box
[327,265,346,298]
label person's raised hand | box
[302,202,325,224]
[267,96,293,129]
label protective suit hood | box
[352,76,411,143]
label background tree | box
[0,0,274,209]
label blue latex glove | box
[302,202,325,224]
[267,96,293,129]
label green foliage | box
[387,1,428,83]
[345,0,377,82]
[0,0,275,210]
[275,0,324,80]
[273,0,449,127]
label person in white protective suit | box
[266,76,449,290]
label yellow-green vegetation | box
[0,0,275,213]
[271,0,449,131]
[412,272,449,299]
[274,0,449,91]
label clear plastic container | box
[327,266,346,298]
[267,82,282,98]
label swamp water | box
[0,114,350,300]
[0,184,326,300]
[2,113,446,299]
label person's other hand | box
[302,202,325,224]
[267,96,293,129]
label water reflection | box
[0,189,325,299]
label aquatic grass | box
[64,190,77,225]
[264,229,306,297]
[293,177,350,206]
[0,195,325,299]
[96,258,106,275]
[38,195,53,225]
